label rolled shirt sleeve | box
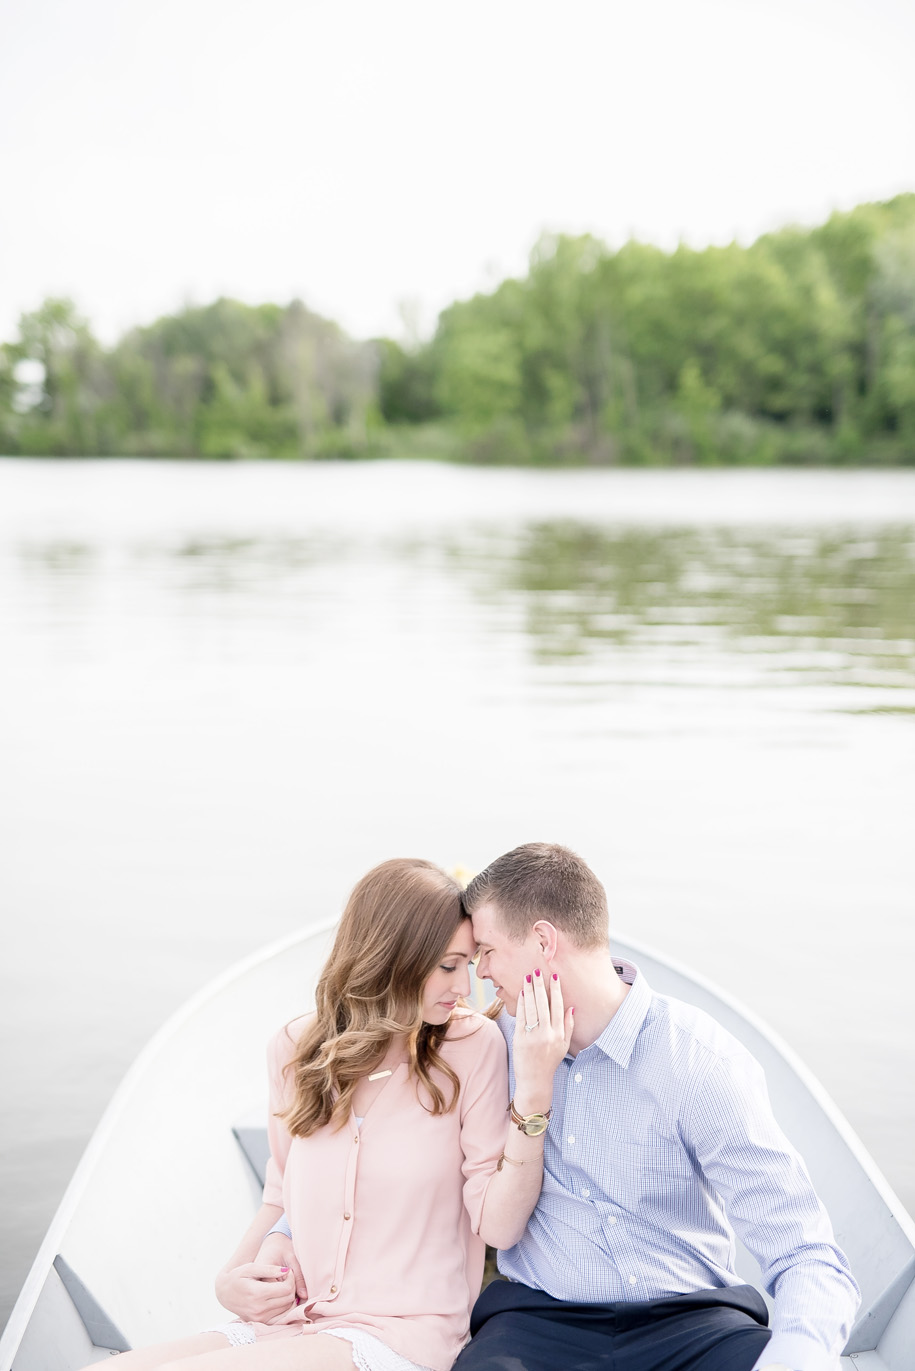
[453,1015,511,1233]
[263,1020,302,1209]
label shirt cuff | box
[751,1331,841,1371]
[264,1213,292,1240]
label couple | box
[103,844,859,1371]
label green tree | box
[5,299,109,454]
[675,359,721,462]
[433,287,524,429]
[376,339,439,423]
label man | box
[457,842,859,1371]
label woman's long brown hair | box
[280,859,468,1137]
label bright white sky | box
[1,0,913,346]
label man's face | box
[471,899,542,1012]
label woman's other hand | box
[258,1232,307,1303]
[214,1259,297,1321]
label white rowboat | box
[1,925,912,1370]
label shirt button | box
[581,1188,590,1198]
[568,1136,575,1145]
[574,1073,582,1083]
[608,1216,617,1226]
[629,1275,637,1286]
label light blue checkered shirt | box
[497,961,859,1371]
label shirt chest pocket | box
[554,1133,643,1203]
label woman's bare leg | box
[81,1333,228,1369]
[157,1333,355,1370]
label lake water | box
[1,459,914,1331]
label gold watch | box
[510,1099,552,1136]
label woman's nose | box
[456,965,471,995]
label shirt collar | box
[586,958,651,1068]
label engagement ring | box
[524,1021,539,1032]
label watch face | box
[521,1116,549,1136]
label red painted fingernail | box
[526,974,532,983]
[280,1267,289,1273]
[535,968,541,977]
[552,973,558,981]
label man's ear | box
[532,920,559,962]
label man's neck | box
[562,948,631,1056]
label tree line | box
[2,194,914,464]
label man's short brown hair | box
[463,842,608,949]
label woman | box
[98,858,570,1371]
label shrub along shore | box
[2,195,914,466]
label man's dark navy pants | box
[452,1280,772,1371]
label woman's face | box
[420,918,476,1024]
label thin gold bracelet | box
[497,1153,524,1171]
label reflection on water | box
[17,523,915,696]
[1,462,914,1333]
[460,523,915,694]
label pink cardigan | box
[255,1009,509,1370]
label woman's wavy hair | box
[280,858,468,1137]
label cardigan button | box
[344,1213,351,1220]
[330,1285,337,1294]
